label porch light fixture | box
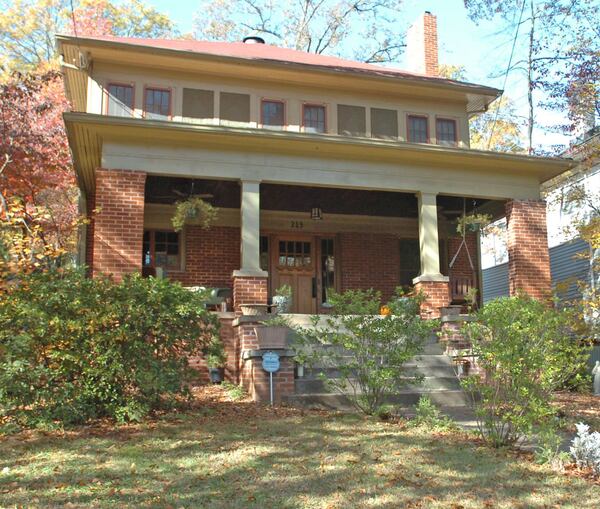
[310,207,323,220]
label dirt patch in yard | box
[553,390,600,431]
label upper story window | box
[436,118,457,146]
[144,87,171,120]
[338,104,366,137]
[261,99,285,128]
[220,92,250,124]
[303,104,326,133]
[182,88,214,120]
[407,115,429,143]
[107,83,133,117]
[371,107,398,140]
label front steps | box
[284,334,475,423]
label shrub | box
[461,295,587,447]
[408,395,457,431]
[0,269,218,427]
[570,422,600,476]
[204,336,227,368]
[293,289,436,415]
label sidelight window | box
[321,238,335,303]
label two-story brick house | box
[58,13,569,319]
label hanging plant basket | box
[456,213,492,236]
[172,197,218,232]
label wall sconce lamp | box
[310,207,323,220]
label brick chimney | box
[406,11,439,76]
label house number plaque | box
[291,220,304,229]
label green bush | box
[408,395,457,431]
[461,295,588,447]
[293,289,436,415]
[204,336,227,368]
[0,269,218,427]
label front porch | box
[86,174,493,317]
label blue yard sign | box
[262,351,280,373]
[262,351,280,406]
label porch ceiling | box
[64,112,573,201]
[145,177,487,220]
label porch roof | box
[64,112,573,199]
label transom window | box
[278,241,311,268]
[436,118,457,146]
[407,115,429,143]
[107,84,133,117]
[303,104,326,133]
[144,88,170,120]
[143,230,180,269]
[261,99,285,128]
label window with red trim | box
[107,84,133,117]
[436,118,457,146]
[144,88,170,120]
[303,104,326,133]
[408,115,428,143]
[261,100,284,127]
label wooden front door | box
[271,235,317,314]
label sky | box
[129,0,571,150]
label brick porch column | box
[92,168,147,280]
[413,191,449,318]
[233,180,268,310]
[506,199,551,300]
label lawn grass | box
[0,387,598,509]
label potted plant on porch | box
[205,336,227,384]
[272,284,292,313]
[254,315,291,349]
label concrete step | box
[284,388,470,410]
[295,375,462,394]
[302,363,458,379]
[303,353,455,370]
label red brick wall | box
[233,276,268,309]
[169,226,240,288]
[237,321,294,403]
[414,280,450,319]
[339,232,400,302]
[506,200,551,300]
[92,169,146,280]
[189,315,237,384]
[423,12,439,76]
[85,192,95,274]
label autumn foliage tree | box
[0,0,176,278]
[0,70,75,276]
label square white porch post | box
[239,180,263,273]
[233,180,268,309]
[413,191,449,318]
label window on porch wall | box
[143,230,180,270]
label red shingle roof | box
[82,35,433,80]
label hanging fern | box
[171,197,218,232]
[456,213,492,236]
